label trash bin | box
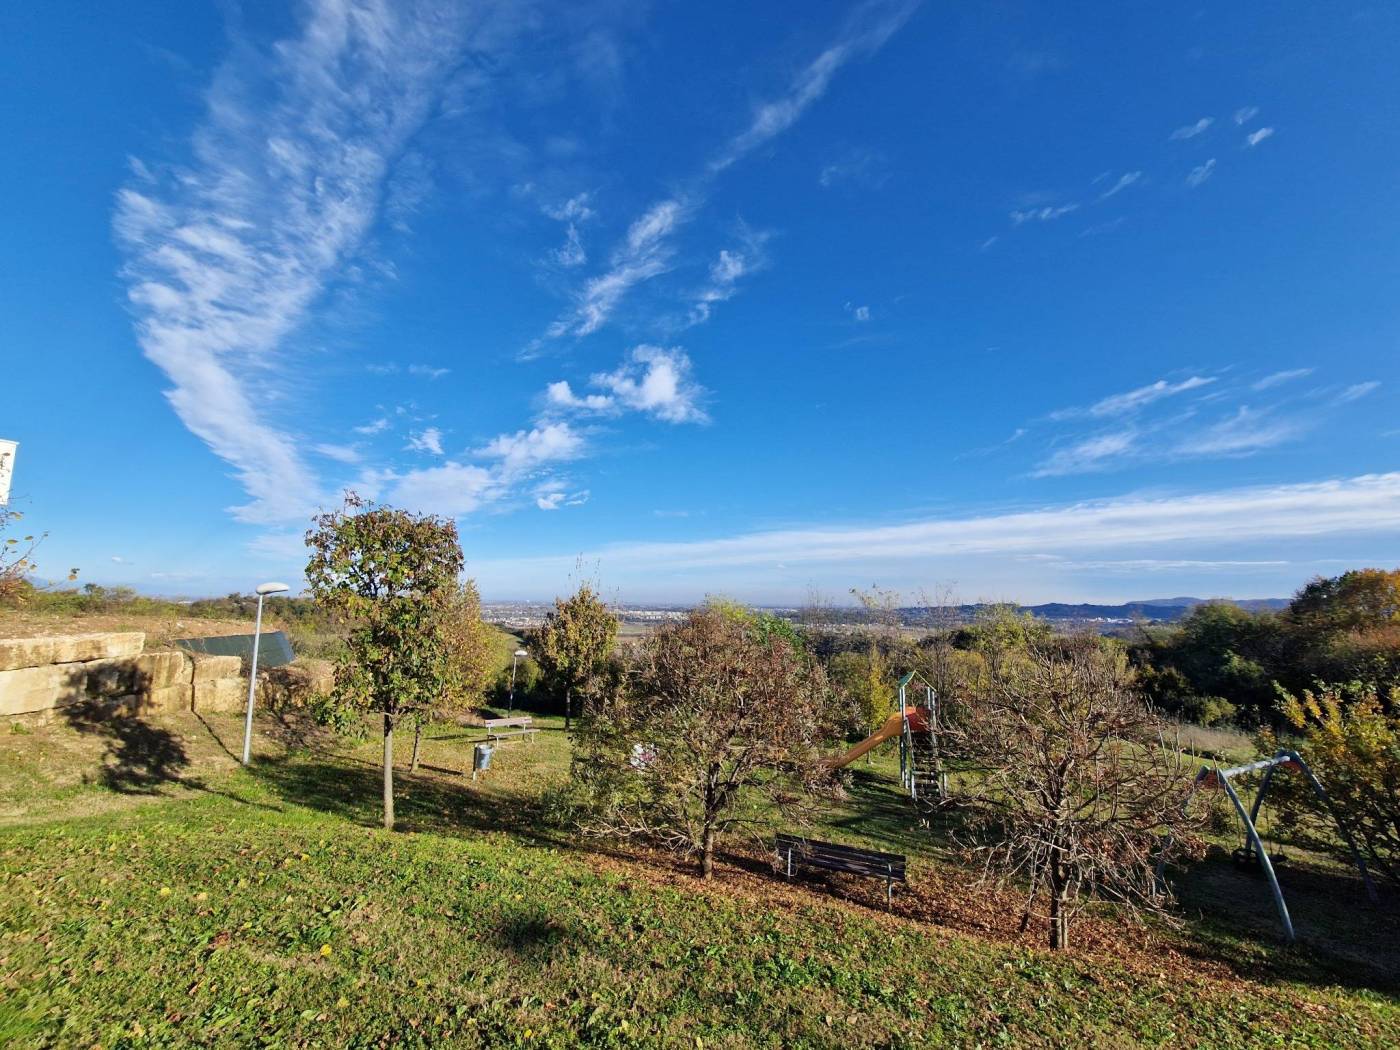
[472,743,494,780]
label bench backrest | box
[776,834,907,879]
[482,716,533,729]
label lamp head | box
[255,582,291,596]
[514,649,529,658]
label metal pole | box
[1220,772,1295,942]
[241,593,265,765]
[508,653,519,716]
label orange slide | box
[825,706,929,769]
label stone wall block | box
[0,633,145,670]
[146,683,194,714]
[136,651,191,690]
[0,663,89,717]
[191,654,243,683]
[193,677,248,713]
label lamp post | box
[508,648,528,715]
[242,581,289,765]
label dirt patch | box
[576,839,1244,987]
[0,610,262,646]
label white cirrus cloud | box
[1336,381,1380,403]
[1032,431,1138,477]
[688,228,771,326]
[534,1,916,351]
[114,0,487,524]
[1053,375,1215,421]
[1245,127,1275,148]
[473,472,1400,576]
[353,417,390,436]
[1097,171,1142,200]
[1010,203,1079,225]
[1170,116,1214,140]
[708,0,918,175]
[1252,368,1313,390]
[1186,158,1217,187]
[407,427,445,456]
[313,443,361,464]
[1172,405,1302,456]
[1234,106,1259,125]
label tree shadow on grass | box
[61,699,198,795]
[1169,845,1400,993]
[486,910,585,967]
[245,751,580,851]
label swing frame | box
[1160,748,1377,942]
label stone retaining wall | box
[0,632,333,726]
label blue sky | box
[2,0,1398,605]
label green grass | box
[1,712,1397,1047]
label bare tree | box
[955,637,1198,949]
[571,605,836,878]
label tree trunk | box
[1048,863,1069,950]
[564,687,572,732]
[701,824,715,880]
[410,721,422,772]
[383,713,395,831]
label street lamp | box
[508,648,528,715]
[242,581,289,765]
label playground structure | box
[1160,748,1378,943]
[827,671,947,802]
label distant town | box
[482,596,1290,635]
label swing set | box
[1160,748,1377,942]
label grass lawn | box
[1,709,1397,1047]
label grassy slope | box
[1,712,1397,1048]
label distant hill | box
[1019,597,1290,623]
[875,596,1292,627]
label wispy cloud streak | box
[477,473,1400,574]
[115,0,475,523]
[534,0,918,348]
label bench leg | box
[786,847,793,878]
[886,876,893,909]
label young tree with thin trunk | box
[410,580,496,772]
[955,637,1197,950]
[304,493,463,830]
[530,582,617,731]
[570,604,836,879]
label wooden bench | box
[775,834,906,907]
[482,716,537,744]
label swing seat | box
[1232,846,1286,870]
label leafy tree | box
[1289,569,1400,635]
[410,580,496,772]
[1129,602,1283,725]
[955,637,1197,950]
[530,582,617,730]
[1278,684,1400,886]
[304,493,463,830]
[858,642,893,734]
[570,606,836,878]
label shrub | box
[1279,684,1400,886]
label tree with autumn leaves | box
[529,583,618,731]
[568,603,836,880]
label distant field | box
[1,702,1396,1047]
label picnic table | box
[482,716,537,744]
